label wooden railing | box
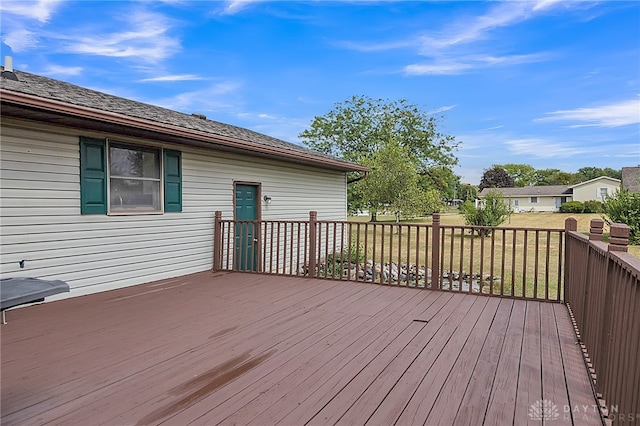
[564,218,640,423]
[213,211,566,301]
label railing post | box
[608,223,629,252]
[597,223,629,403]
[431,213,441,289]
[563,217,577,303]
[565,217,578,232]
[213,211,222,271]
[589,218,604,241]
[309,211,317,278]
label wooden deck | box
[1,271,602,425]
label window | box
[109,143,161,212]
[530,197,538,203]
[80,137,182,214]
[599,188,608,199]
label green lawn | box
[349,212,640,259]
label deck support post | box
[608,223,629,253]
[589,218,604,241]
[213,211,222,271]
[431,213,441,289]
[597,222,630,411]
[309,211,317,278]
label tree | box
[459,189,511,235]
[494,163,536,187]
[602,189,640,245]
[353,138,443,220]
[479,167,514,190]
[299,95,458,217]
[458,183,478,202]
[533,168,578,185]
[420,166,461,202]
[575,166,621,182]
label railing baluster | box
[489,231,495,295]
[534,230,539,299]
[356,222,361,282]
[469,229,475,293]
[522,229,528,298]
[500,229,506,297]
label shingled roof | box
[622,166,640,193]
[0,68,367,173]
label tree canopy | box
[300,95,459,219]
[479,167,514,191]
[493,164,622,187]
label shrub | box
[583,200,603,213]
[603,189,640,245]
[459,190,511,235]
[560,201,584,213]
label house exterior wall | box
[0,119,348,298]
[571,178,620,203]
[507,195,569,213]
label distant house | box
[622,166,640,193]
[478,176,621,213]
[0,66,367,299]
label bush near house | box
[560,201,584,213]
[459,189,511,235]
[582,200,603,213]
[603,189,640,245]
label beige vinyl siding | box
[571,178,620,203]
[0,120,348,298]
[509,196,564,212]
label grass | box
[350,212,640,259]
[340,212,639,299]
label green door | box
[235,184,258,271]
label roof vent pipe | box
[4,56,13,72]
[2,56,18,81]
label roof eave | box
[0,89,368,173]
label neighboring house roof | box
[568,175,621,189]
[0,67,368,173]
[479,176,622,198]
[622,166,640,193]
[478,185,572,198]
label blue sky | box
[1,0,639,184]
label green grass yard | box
[349,212,640,259]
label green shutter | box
[164,149,182,212]
[80,137,107,214]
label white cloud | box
[154,81,243,112]
[417,2,532,53]
[0,0,64,23]
[404,62,472,76]
[139,74,204,82]
[505,138,593,158]
[430,105,457,114]
[341,0,582,75]
[62,10,180,62]
[42,64,82,76]
[405,53,548,75]
[221,0,262,15]
[536,98,640,127]
[2,29,39,52]
[258,113,277,119]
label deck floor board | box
[0,271,602,425]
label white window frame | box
[599,187,608,199]
[530,197,538,204]
[107,140,164,215]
